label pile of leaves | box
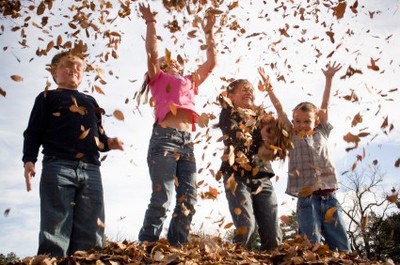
[10,235,392,265]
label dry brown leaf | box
[10,75,23,82]
[93,85,105,95]
[387,194,398,203]
[169,102,177,116]
[79,128,91,140]
[351,113,363,127]
[380,116,388,129]
[332,1,346,19]
[324,207,337,223]
[280,215,290,224]
[298,186,314,197]
[367,57,380,71]
[198,113,209,128]
[0,88,6,97]
[224,222,234,229]
[113,109,124,121]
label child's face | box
[52,55,84,89]
[292,109,318,133]
[160,58,183,76]
[228,83,254,109]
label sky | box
[0,0,399,258]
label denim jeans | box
[297,193,350,252]
[138,125,197,246]
[224,176,282,251]
[39,157,104,256]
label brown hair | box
[292,101,318,113]
[226,79,253,95]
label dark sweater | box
[23,89,110,166]
[218,105,274,179]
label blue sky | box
[0,1,399,257]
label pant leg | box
[138,126,179,242]
[297,196,323,244]
[252,178,282,251]
[320,194,351,252]
[224,176,257,249]
[38,159,78,257]
[68,161,104,255]
[167,145,197,246]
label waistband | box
[153,124,192,137]
[313,189,336,196]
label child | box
[217,79,283,251]
[258,63,351,252]
[22,50,124,256]
[137,3,217,246]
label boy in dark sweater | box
[22,50,124,256]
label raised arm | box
[192,12,217,87]
[258,67,286,118]
[139,3,159,79]
[319,61,342,123]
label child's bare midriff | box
[158,108,193,132]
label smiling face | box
[159,57,183,76]
[292,109,318,133]
[51,54,85,89]
[227,79,255,109]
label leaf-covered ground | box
[11,235,393,265]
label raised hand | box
[322,61,342,78]
[139,3,156,22]
[201,11,216,34]
[257,67,272,91]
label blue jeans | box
[39,157,104,256]
[138,125,197,246]
[224,176,282,251]
[297,193,350,252]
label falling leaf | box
[4,208,11,217]
[326,31,335,43]
[387,194,398,203]
[79,128,91,140]
[395,158,400,168]
[298,186,314,197]
[350,0,359,13]
[226,174,237,194]
[0,88,6,97]
[332,1,346,19]
[93,85,105,95]
[169,102,177,116]
[198,113,209,128]
[224,222,234,229]
[324,207,337,223]
[380,116,388,129]
[11,75,23,82]
[367,57,380,71]
[69,105,86,115]
[351,113,363,127]
[113,109,124,121]
[235,226,248,236]
[97,218,105,229]
[280,215,290,224]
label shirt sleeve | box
[22,93,47,164]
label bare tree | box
[340,163,399,259]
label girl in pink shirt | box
[137,3,217,246]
